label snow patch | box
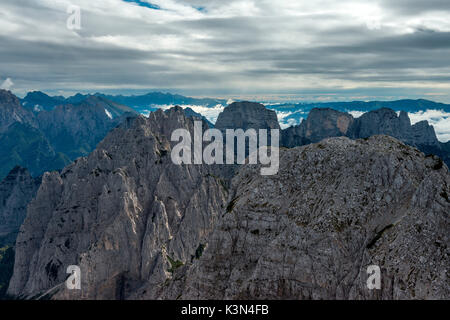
[104,108,113,119]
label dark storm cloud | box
[0,0,449,100]
[0,36,223,90]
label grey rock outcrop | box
[409,120,441,147]
[0,167,40,245]
[282,107,448,166]
[163,136,449,300]
[282,108,353,147]
[213,101,281,183]
[348,109,409,141]
[215,101,280,131]
[7,107,227,299]
[350,108,440,148]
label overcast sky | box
[1,0,450,102]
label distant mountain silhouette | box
[268,99,450,126]
[268,99,450,114]
[21,91,228,114]
[21,91,65,112]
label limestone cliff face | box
[282,108,447,166]
[282,108,353,147]
[215,101,280,131]
[0,167,40,244]
[349,109,409,141]
[6,104,450,300]
[410,120,441,147]
[349,108,441,148]
[162,136,449,300]
[7,108,227,299]
[213,101,281,183]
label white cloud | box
[0,77,14,90]
[275,110,303,129]
[156,104,225,123]
[408,109,450,142]
[347,110,365,118]
[275,111,292,121]
[1,0,450,98]
[283,118,301,129]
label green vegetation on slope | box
[167,255,184,273]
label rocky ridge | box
[3,101,450,300]
[215,101,280,131]
[282,107,449,167]
[7,107,227,299]
[160,136,449,300]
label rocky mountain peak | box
[0,90,20,105]
[215,101,280,131]
[282,107,443,156]
[398,110,411,125]
[282,107,354,147]
[352,108,440,147]
[165,135,449,300]
[7,107,227,299]
[303,108,354,138]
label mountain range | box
[282,107,450,167]
[21,91,227,114]
[7,108,227,299]
[0,91,449,299]
[0,90,138,180]
[5,105,448,300]
[268,98,450,114]
[20,91,450,141]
